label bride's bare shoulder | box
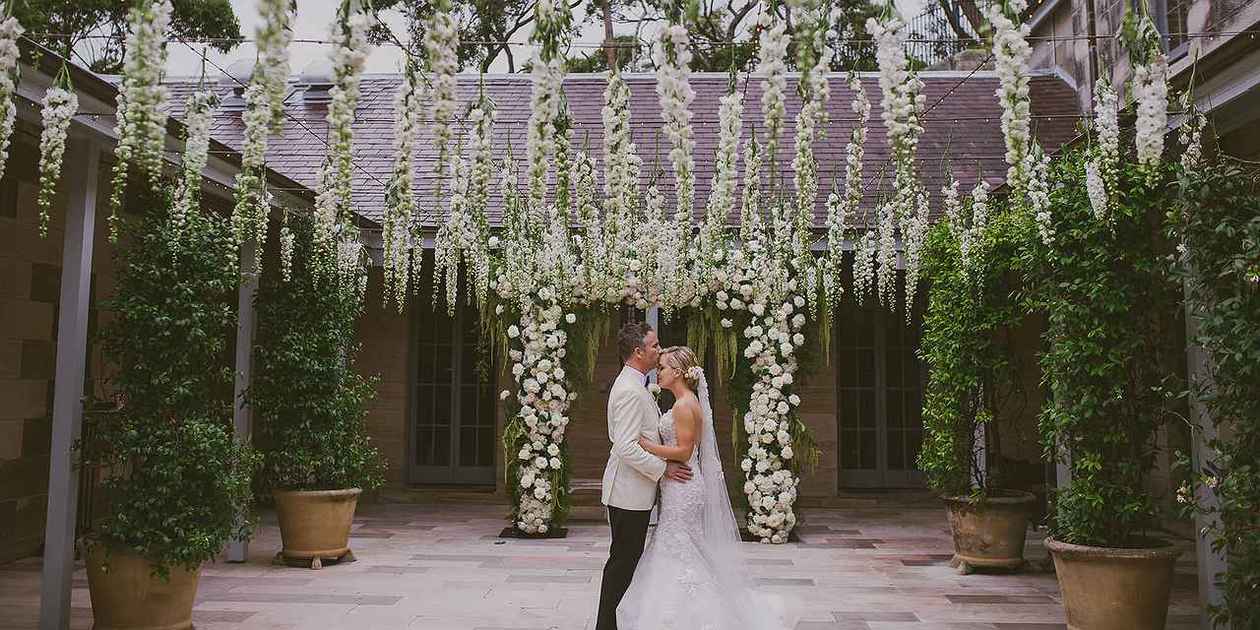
[671,394,702,423]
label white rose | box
[566,313,576,324]
[789,394,801,406]
[500,390,511,400]
[781,446,795,460]
[793,296,805,308]
[777,401,790,415]
[751,303,766,317]
[721,318,733,328]
[793,333,805,346]
[508,325,520,338]
[518,448,531,460]
[533,486,547,499]
[549,457,562,469]
[741,458,753,472]
[535,456,549,469]
[547,443,560,456]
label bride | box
[616,346,792,630]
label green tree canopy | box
[16,0,242,74]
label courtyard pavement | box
[0,501,1202,630]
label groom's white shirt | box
[601,365,668,510]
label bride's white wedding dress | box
[616,393,793,630]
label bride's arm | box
[639,404,699,463]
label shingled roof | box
[167,71,1080,229]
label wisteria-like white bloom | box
[278,217,295,282]
[232,0,292,253]
[875,203,898,308]
[1085,159,1109,223]
[901,190,929,319]
[312,2,371,283]
[653,22,696,224]
[757,10,790,165]
[1026,144,1053,245]
[171,89,217,245]
[985,0,1034,195]
[1094,79,1120,166]
[852,229,876,304]
[1132,56,1169,173]
[868,6,926,220]
[1179,110,1206,172]
[36,82,78,238]
[826,74,870,307]
[790,0,832,284]
[108,0,173,240]
[0,16,24,185]
[425,0,460,198]
[698,87,743,280]
[959,180,990,270]
[941,178,963,233]
[383,60,422,311]
[524,0,572,209]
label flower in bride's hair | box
[687,366,704,381]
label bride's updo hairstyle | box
[660,346,702,390]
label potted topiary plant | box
[918,185,1037,574]
[250,218,384,569]
[84,192,255,630]
[1029,143,1185,628]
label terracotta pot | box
[84,544,200,630]
[943,489,1036,573]
[273,488,361,569]
[1045,536,1180,630]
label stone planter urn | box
[273,488,361,569]
[943,489,1036,573]
[1045,536,1180,630]
[85,544,200,630]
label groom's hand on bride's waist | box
[665,462,693,482]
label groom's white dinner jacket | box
[601,365,668,511]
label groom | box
[596,322,692,630]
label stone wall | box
[0,136,116,564]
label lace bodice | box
[659,410,700,468]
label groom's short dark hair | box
[618,321,654,362]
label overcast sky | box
[167,0,926,77]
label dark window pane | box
[859,430,877,469]
[478,427,495,466]
[434,385,452,426]
[433,429,450,466]
[858,350,875,387]
[460,426,477,465]
[840,432,859,470]
[887,394,904,429]
[859,392,876,429]
[888,430,905,470]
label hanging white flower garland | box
[697,83,743,293]
[232,0,292,252]
[171,88,218,246]
[425,0,460,199]
[825,75,870,307]
[985,0,1034,195]
[312,0,371,284]
[653,20,695,234]
[0,15,23,185]
[383,59,422,310]
[36,69,78,238]
[108,0,173,240]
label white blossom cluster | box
[1132,56,1169,173]
[36,83,78,238]
[425,0,460,198]
[985,0,1034,194]
[730,269,808,543]
[1026,144,1053,245]
[901,190,930,319]
[1178,110,1206,172]
[868,6,925,216]
[233,0,292,253]
[525,0,571,209]
[108,0,172,240]
[825,75,870,307]
[172,89,217,245]
[653,22,696,223]
[959,180,990,271]
[278,217,295,282]
[1086,79,1119,222]
[875,202,898,307]
[312,2,371,282]
[0,15,23,185]
[852,229,877,303]
[739,133,767,244]
[697,87,743,286]
[465,91,497,306]
[757,10,790,163]
[383,61,423,311]
[790,0,832,287]
[505,302,578,534]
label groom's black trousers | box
[596,505,652,630]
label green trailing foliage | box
[250,219,385,493]
[1172,158,1260,628]
[87,189,255,578]
[917,204,1031,498]
[1026,148,1183,548]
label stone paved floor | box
[0,502,1202,629]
